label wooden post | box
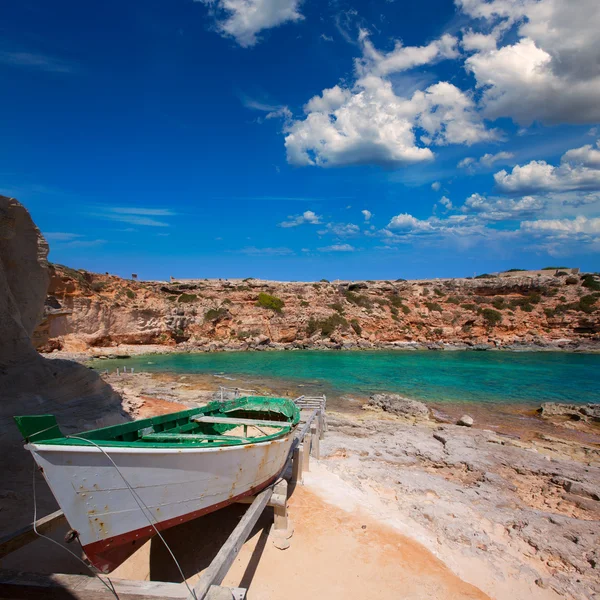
[0,510,66,560]
[271,479,288,531]
[302,432,311,472]
[310,422,320,460]
[291,446,302,485]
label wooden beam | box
[0,569,189,599]
[0,511,66,560]
[192,416,287,428]
[193,486,274,600]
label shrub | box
[481,308,502,326]
[582,274,600,291]
[578,294,598,314]
[446,296,460,304]
[424,301,443,313]
[320,279,330,283]
[350,319,362,335]
[433,327,443,336]
[328,302,345,314]
[504,268,525,272]
[204,307,229,322]
[474,273,497,279]
[237,329,258,340]
[492,297,506,310]
[543,308,555,318]
[344,291,372,308]
[542,266,569,270]
[91,281,108,292]
[565,276,578,285]
[461,303,478,312]
[256,292,284,313]
[167,295,178,302]
[306,313,348,337]
[434,288,444,297]
[400,304,410,315]
[542,287,558,297]
[125,289,136,299]
[300,300,309,308]
[178,293,197,303]
[388,295,406,308]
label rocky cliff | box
[36,266,600,352]
[0,197,126,532]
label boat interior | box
[15,396,300,448]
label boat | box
[15,395,300,573]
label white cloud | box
[431,181,441,191]
[460,0,600,124]
[388,213,433,231]
[461,30,498,52]
[278,210,322,227]
[241,246,294,255]
[494,141,600,193]
[44,232,84,241]
[320,33,333,42]
[319,222,361,237]
[197,0,303,47]
[521,215,600,235]
[458,151,514,172]
[462,192,545,220]
[439,196,453,210]
[110,207,176,216]
[361,209,372,221]
[318,243,355,252]
[357,31,458,78]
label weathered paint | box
[28,434,293,573]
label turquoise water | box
[93,350,600,406]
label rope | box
[31,460,119,599]
[66,436,197,600]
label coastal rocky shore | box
[102,371,600,600]
[35,263,600,354]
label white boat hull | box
[29,434,293,572]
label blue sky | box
[1,0,599,281]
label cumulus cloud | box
[361,209,372,221]
[278,210,322,227]
[197,0,303,47]
[319,222,361,237]
[462,193,546,220]
[521,215,600,235]
[439,196,453,210]
[460,0,600,124]
[494,140,600,193]
[459,151,514,172]
[431,181,441,191]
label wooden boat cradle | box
[0,394,327,600]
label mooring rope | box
[31,459,119,599]
[66,436,197,600]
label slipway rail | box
[0,395,326,600]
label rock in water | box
[539,402,600,422]
[457,415,474,427]
[368,394,429,419]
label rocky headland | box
[35,264,600,355]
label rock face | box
[0,197,126,534]
[34,266,600,353]
[0,196,49,366]
[539,402,600,422]
[368,394,430,419]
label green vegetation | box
[492,297,506,310]
[481,308,502,326]
[424,301,443,313]
[328,302,345,314]
[167,295,178,302]
[306,313,348,337]
[300,300,309,308]
[344,291,372,309]
[461,303,478,312]
[434,288,445,297]
[178,293,197,303]
[555,294,598,315]
[125,289,136,299]
[582,274,600,291]
[236,329,259,340]
[256,292,284,313]
[204,307,229,322]
[474,273,497,279]
[388,295,405,307]
[504,268,525,272]
[543,308,555,318]
[320,279,330,283]
[350,319,362,335]
[542,266,569,270]
[433,328,443,336]
[91,281,108,292]
[446,296,460,304]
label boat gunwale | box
[25,433,294,454]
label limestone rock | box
[457,415,474,427]
[539,402,600,422]
[368,394,429,419]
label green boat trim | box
[14,396,300,449]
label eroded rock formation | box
[35,266,600,353]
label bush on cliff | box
[582,274,600,291]
[306,313,348,337]
[178,293,197,303]
[481,308,502,326]
[257,292,284,313]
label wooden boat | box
[15,396,300,573]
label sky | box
[1,0,599,281]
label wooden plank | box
[0,511,65,559]
[311,422,320,460]
[291,446,302,485]
[193,486,274,600]
[302,434,311,472]
[142,433,249,442]
[0,569,189,599]
[192,416,288,428]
